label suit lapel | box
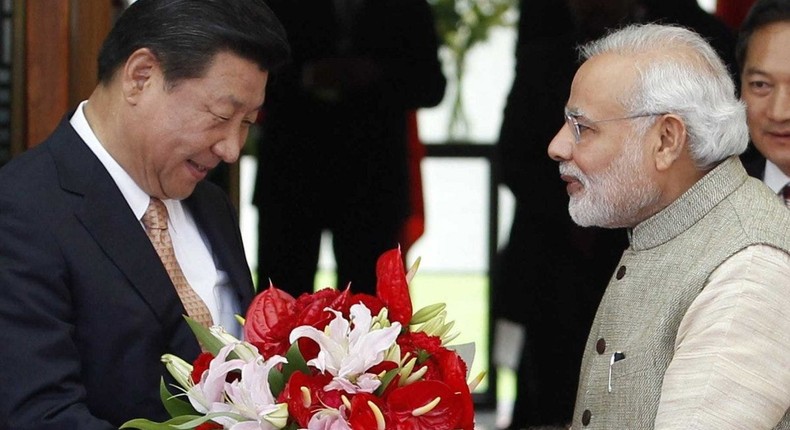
[48,117,253,337]
[49,119,187,332]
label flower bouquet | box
[121,247,484,430]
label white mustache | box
[559,163,586,186]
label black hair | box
[97,0,290,86]
[735,0,790,74]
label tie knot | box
[783,184,790,200]
[142,197,169,230]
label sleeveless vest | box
[572,157,790,429]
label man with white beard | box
[547,23,790,429]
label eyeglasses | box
[564,110,667,145]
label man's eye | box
[748,81,772,93]
[577,122,593,134]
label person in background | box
[253,0,446,297]
[736,0,790,199]
[0,0,289,428]
[492,2,737,428]
[548,23,790,429]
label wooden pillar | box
[25,0,70,148]
[23,0,113,149]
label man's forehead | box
[568,54,637,114]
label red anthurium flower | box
[348,392,386,430]
[394,332,474,428]
[243,283,296,357]
[375,247,412,327]
[385,379,470,430]
[292,287,344,328]
[280,370,340,427]
[195,422,223,430]
[432,348,475,429]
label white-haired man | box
[548,23,790,429]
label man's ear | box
[121,48,158,103]
[653,114,687,171]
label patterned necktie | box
[782,184,790,208]
[142,197,213,328]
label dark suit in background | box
[254,0,446,297]
[742,147,768,178]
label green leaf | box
[374,367,400,397]
[184,317,225,355]
[268,367,285,397]
[269,342,310,395]
[120,414,202,430]
[121,412,249,430]
[159,378,197,418]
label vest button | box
[582,409,592,426]
[616,265,627,279]
[596,338,606,354]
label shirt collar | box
[763,160,790,194]
[69,100,151,220]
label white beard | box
[562,137,661,228]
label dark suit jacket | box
[0,117,255,429]
[741,143,767,179]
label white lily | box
[186,343,289,429]
[222,354,289,429]
[289,303,401,393]
[302,405,352,430]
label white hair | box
[579,23,749,169]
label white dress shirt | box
[763,160,790,195]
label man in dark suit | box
[253,0,446,297]
[0,1,289,428]
[736,0,790,190]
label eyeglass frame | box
[564,108,668,145]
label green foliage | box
[268,342,310,396]
[429,0,517,55]
[427,0,518,138]
[159,379,197,418]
